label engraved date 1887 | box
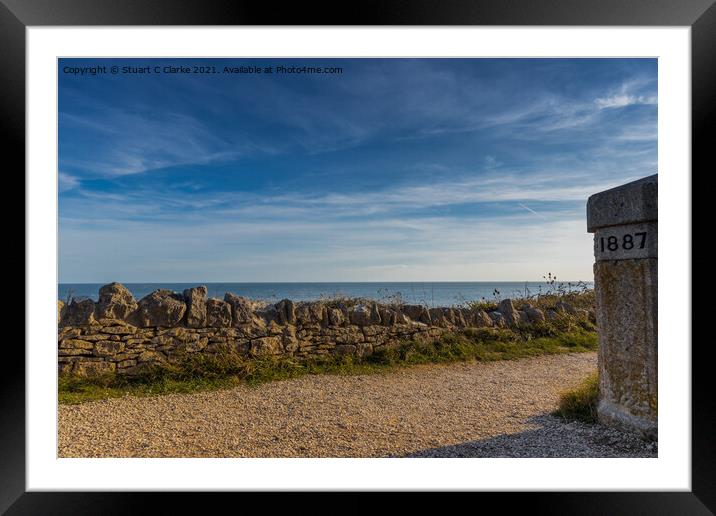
[599,232,647,252]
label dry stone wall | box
[58,282,590,377]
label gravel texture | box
[58,352,656,458]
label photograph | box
[56,56,659,459]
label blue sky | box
[58,58,657,283]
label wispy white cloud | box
[595,94,657,109]
[60,166,644,228]
[60,109,256,177]
[58,172,80,192]
[518,203,547,219]
[594,78,657,110]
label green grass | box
[553,372,599,423]
[59,325,598,405]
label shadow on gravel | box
[403,414,657,458]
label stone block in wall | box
[400,305,431,325]
[489,311,506,327]
[112,352,139,362]
[152,334,174,347]
[456,308,474,326]
[100,325,137,335]
[224,293,259,324]
[335,344,357,356]
[137,350,167,364]
[327,308,345,326]
[136,289,186,327]
[57,300,66,323]
[283,336,299,354]
[295,302,327,326]
[349,305,372,326]
[75,333,109,342]
[473,309,494,327]
[177,337,209,353]
[206,298,233,327]
[275,299,296,325]
[297,340,315,350]
[183,286,208,328]
[96,318,129,327]
[265,320,284,336]
[214,327,238,338]
[394,312,411,325]
[121,333,144,342]
[255,304,282,325]
[58,348,93,356]
[167,327,203,342]
[73,360,116,376]
[335,328,362,345]
[95,282,139,321]
[524,307,546,323]
[369,304,382,325]
[59,338,94,350]
[250,336,283,356]
[378,306,397,326]
[516,311,530,326]
[454,309,468,327]
[94,340,125,356]
[361,325,382,337]
[61,298,97,326]
[59,327,82,339]
[498,299,520,326]
[428,308,451,328]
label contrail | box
[518,203,547,219]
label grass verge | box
[59,324,597,405]
[553,372,599,423]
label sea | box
[58,281,593,308]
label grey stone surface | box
[349,305,372,326]
[183,286,208,328]
[594,259,658,439]
[275,299,296,325]
[224,293,259,325]
[524,307,546,323]
[593,221,657,261]
[586,174,657,231]
[136,289,186,328]
[588,174,658,440]
[498,298,519,326]
[61,298,97,326]
[95,282,139,321]
[401,305,431,325]
[206,298,232,327]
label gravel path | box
[58,352,655,458]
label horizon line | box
[58,279,594,284]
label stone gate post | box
[587,174,657,439]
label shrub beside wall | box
[58,283,594,377]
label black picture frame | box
[3,0,711,511]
